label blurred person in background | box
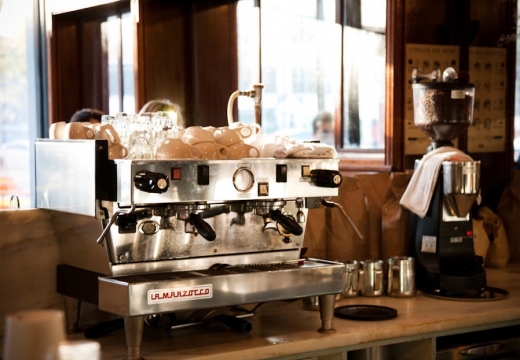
[312,111,334,146]
[139,99,185,128]
[70,108,104,123]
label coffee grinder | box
[410,67,487,297]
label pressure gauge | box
[233,167,254,192]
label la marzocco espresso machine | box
[35,139,345,359]
[409,68,488,298]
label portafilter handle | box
[321,199,364,240]
[270,209,303,236]
[189,213,217,241]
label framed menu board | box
[467,47,507,153]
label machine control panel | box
[120,158,340,203]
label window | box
[0,0,40,209]
[237,0,386,159]
[106,12,135,114]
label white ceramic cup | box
[213,127,243,146]
[229,122,261,139]
[53,340,101,360]
[2,309,66,360]
[94,123,121,146]
[155,138,202,159]
[63,122,95,140]
[193,141,229,159]
[107,144,128,159]
[227,143,259,159]
[182,126,215,144]
[49,121,67,140]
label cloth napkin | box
[400,146,473,218]
[273,142,337,159]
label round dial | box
[233,168,254,192]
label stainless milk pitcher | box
[342,260,360,298]
[359,259,384,296]
[387,256,416,297]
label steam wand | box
[227,83,264,126]
[96,205,137,244]
[321,199,364,240]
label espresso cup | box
[213,127,243,146]
[52,340,101,360]
[193,141,229,159]
[387,256,416,297]
[229,122,261,139]
[94,123,121,146]
[107,143,128,159]
[227,143,259,159]
[182,126,215,144]
[155,138,202,159]
[49,121,67,139]
[2,309,66,360]
[63,122,95,140]
[359,259,384,297]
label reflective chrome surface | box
[35,139,344,359]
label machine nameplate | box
[450,237,463,243]
[148,284,213,304]
[421,235,437,253]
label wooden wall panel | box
[52,23,81,123]
[137,1,188,115]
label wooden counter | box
[66,265,520,360]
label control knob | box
[310,169,342,188]
[134,170,169,193]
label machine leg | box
[124,316,145,360]
[317,294,336,333]
[62,296,81,333]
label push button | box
[197,165,210,185]
[171,167,181,181]
[276,164,287,182]
[258,182,269,196]
[301,165,311,177]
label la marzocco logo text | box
[147,285,213,304]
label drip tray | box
[422,286,509,302]
[334,305,398,321]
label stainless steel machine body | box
[35,139,344,359]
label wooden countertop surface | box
[68,264,520,360]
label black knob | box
[134,170,169,193]
[310,169,342,188]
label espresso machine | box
[35,138,345,359]
[408,67,487,298]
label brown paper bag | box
[381,173,412,260]
[477,206,510,268]
[356,173,390,260]
[326,176,369,261]
[497,170,520,262]
[303,206,328,259]
[472,218,490,265]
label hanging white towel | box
[400,146,473,218]
[273,142,337,159]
